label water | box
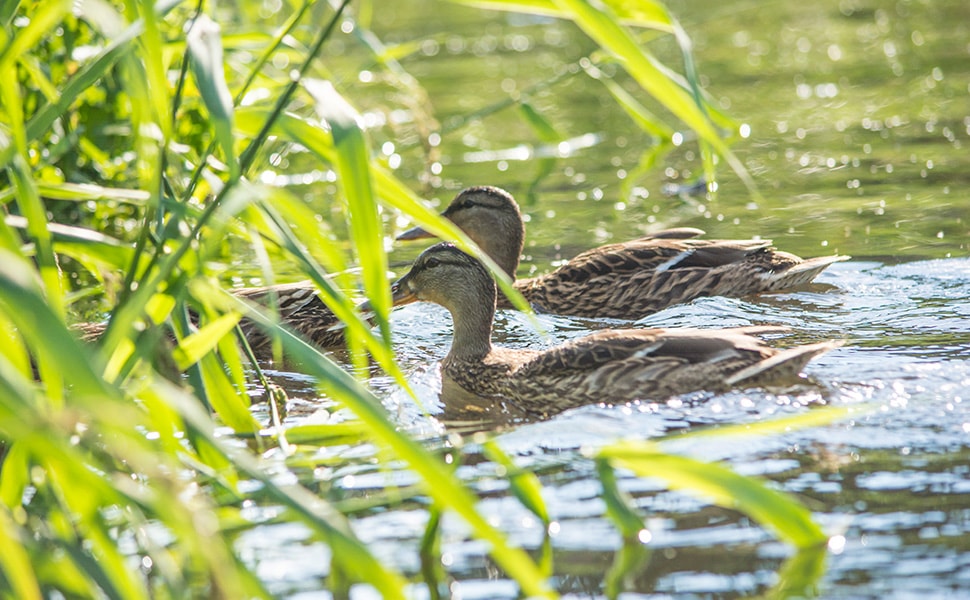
[241,0,970,597]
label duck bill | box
[358,277,418,315]
[389,277,418,306]
[396,225,434,241]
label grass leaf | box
[0,508,42,600]
[304,80,390,339]
[599,444,826,548]
[172,312,243,370]
[186,14,239,179]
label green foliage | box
[600,443,826,548]
[0,0,833,597]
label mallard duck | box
[232,281,346,357]
[384,242,838,417]
[75,281,346,359]
[398,186,849,319]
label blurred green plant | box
[0,0,822,597]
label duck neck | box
[469,222,523,281]
[444,284,496,362]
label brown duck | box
[385,242,838,417]
[75,281,345,359]
[398,186,849,319]
[232,282,345,356]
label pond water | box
[242,0,969,597]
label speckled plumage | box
[74,281,346,359]
[389,243,838,417]
[398,186,849,319]
[232,281,346,357]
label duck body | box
[389,242,837,417]
[233,281,345,357]
[76,281,346,359]
[399,186,848,320]
[443,327,835,417]
[512,235,848,318]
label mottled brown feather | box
[233,282,346,357]
[73,281,346,360]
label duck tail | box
[726,340,843,387]
[765,255,850,290]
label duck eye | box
[425,257,440,269]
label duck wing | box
[514,326,784,378]
[506,326,798,414]
[638,227,706,240]
[235,281,323,321]
[507,327,837,415]
[513,238,775,317]
[538,237,775,285]
[235,282,345,353]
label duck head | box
[397,186,525,279]
[389,242,497,315]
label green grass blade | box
[769,544,827,599]
[550,0,758,190]
[552,0,710,136]
[0,0,21,26]
[518,101,561,143]
[197,354,258,433]
[447,0,673,28]
[0,508,42,600]
[667,405,857,443]
[27,181,149,204]
[133,0,171,141]
[484,440,549,525]
[0,442,30,509]
[172,312,242,371]
[1,63,65,323]
[144,379,409,598]
[284,422,371,446]
[5,215,133,271]
[0,248,117,400]
[186,14,238,180]
[585,63,676,140]
[0,0,71,70]
[604,538,652,600]
[0,305,31,380]
[595,458,645,540]
[6,0,182,170]
[304,80,390,337]
[4,153,65,320]
[599,444,826,548]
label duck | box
[75,281,346,359]
[397,186,849,319]
[383,242,839,417]
[232,281,346,357]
